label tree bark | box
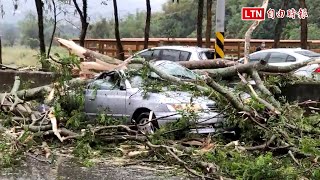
[144,0,151,49]
[205,0,212,48]
[73,0,89,48]
[203,57,318,78]
[178,59,237,69]
[299,0,308,49]
[273,0,289,48]
[35,0,47,69]
[197,0,204,47]
[113,0,125,60]
[47,0,57,58]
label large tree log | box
[56,38,123,65]
[16,78,89,100]
[178,59,238,69]
[203,58,319,78]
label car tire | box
[136,112,158,134]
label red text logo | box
[241,7,265,21]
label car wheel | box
[136,112,158,134]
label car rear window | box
[294,50,320,57]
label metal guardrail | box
[72,38,320,60]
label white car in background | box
[238,48,320,78]
[130,46,215,62]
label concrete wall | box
[0,70,56,92]
[280,83,320,102]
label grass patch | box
[2,46,69,68]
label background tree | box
[47,0,57,57]
[19,13,40,49]
[88,18,113,38]
[35,0,46,56]
[144,0,151,49]
[205,0,213,48]
[72,0,88,47]
[273,0,289,48]
[196,0,204,47]
[0,23,19,46]
[113,0,124,60]
[299,0,308,49]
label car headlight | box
[167,103,203,112]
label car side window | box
[90,74,120,90]
[179,51,191,61]
[161,49,181,61]
[152,50,161,60]
[286,55,296,62]
[267,52,288,63]
[137,50,154,60]
[249,52,268,62]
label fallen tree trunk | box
[178,59,238,69]
[203,58,320,78]
[16,78,89,100]
[56,38,123,65]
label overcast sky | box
[1,0,167,24]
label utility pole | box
[215,0,225,59]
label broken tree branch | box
[251,70,281,108]
[130,58,210,92]
[244,0,269,64]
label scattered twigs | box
[288,150,301,166]
[244,135,276,151]
[26,152,51,164]
[48,110,64,142]
[92,125,138,135]
[145,141,217,180]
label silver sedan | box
[84,61,224,134]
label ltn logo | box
[241,7,265,21]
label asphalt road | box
[0,156,195,180]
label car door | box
[84,72,127,118]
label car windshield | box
[153,61,198,80]
[294,50,320,57]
